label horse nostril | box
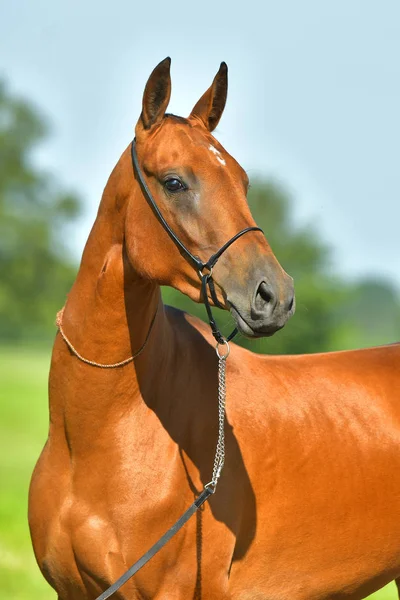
[256,281,277,314]
[258,282,273,304]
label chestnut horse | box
[29,58,400,600]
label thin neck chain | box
[56,304,159,368]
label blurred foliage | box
[0,81,399,351]
[330,278,400,351]
[0,81,80,341]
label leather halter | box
[131,139,263,343]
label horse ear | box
[189,62,228,132]
[139,57,172,130]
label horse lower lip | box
[229,304,258,337]
[229,304,284,338]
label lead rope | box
[94,339,230,600]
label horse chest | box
[40,414,231,597]
[61,484,234,599]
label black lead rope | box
[96,487,213,600]
[94,141,264,599]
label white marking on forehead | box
[208,144,226,166]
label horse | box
[29,57,400,600]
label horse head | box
[125,57,295,338]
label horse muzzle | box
[227,273,295,338]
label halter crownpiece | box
[131,139,264,344]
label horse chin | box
[229,305,263,339]
[229,304,283,339]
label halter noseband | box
[131,139,263,344]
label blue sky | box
[1,0,399,289]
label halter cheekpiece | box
[131,138,263,344]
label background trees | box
[0,81,80,341]
[1,82,399,350]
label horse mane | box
[164,113,191,126]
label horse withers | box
[29,58,400,600]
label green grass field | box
[0,345,397,599]
[0,345,55,599]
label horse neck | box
[60,147,167,379]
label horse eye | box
[164,178,185,193]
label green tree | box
[0,81,81,341]
[331,277,400,350]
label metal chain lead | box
[207,340,230,491]
[94,341,230,600]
